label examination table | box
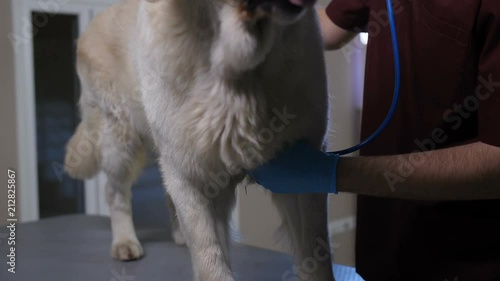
[0,215,364,281]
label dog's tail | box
[64,112,102,179]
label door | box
[14,1,94,221]
[32,11,84,218]
[15,0,165,221]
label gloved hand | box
[248,141,340,194]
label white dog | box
[65,0,334,280]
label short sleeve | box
[325,0,369,32]
[477,0,500,147]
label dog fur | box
[64,0,334,280]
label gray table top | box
[0,215,364,281]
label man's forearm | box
[337,142,500,200]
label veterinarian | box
[250,1,500,280]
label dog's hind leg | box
[101,117,147,261]
[161,162,237,281]
[272,193,335,281]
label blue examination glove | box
[248,142,340,194]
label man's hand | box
[250,141,500,199]
[317,8,358,50]
[249,142,340,193]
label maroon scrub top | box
[326,0,500,280]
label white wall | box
[325,39,366,266]
[0,0,18,225]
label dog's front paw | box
[111,239,144,261]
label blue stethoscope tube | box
[330,0,401,156]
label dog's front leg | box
[272,193,335,281]
[160,160,237,281]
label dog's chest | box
[175,76,319,173]
[140,54,323,176]
[135,5,327,175]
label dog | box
[64,0,334,280]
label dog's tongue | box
[288,0,316,7]
[289,0,305,6]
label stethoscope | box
[331,0,401,156]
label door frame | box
[12,0,117,222]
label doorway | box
[32,12,84,218]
